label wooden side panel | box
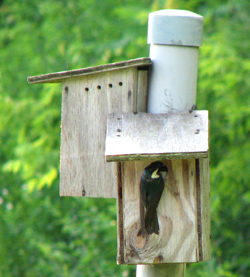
[118,159,199,264]
[137,69,149,112]
[60,68,139,197]
[198,157,211,261]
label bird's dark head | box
[144,161,168,180]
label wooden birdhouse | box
[105,111,210,264]
[28,58,151,198]
[28,8,210,274]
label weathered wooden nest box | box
[28,58,151,198]
[28,57,210,265]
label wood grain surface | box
[60,67,149,197]
[117,158,210,264]
[106,111,209,161]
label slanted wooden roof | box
[28,57,151,84]
[105,111,209,161]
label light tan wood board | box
[117,159,210,264]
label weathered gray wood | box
[105,111,209,162]
[197,157,211,261]
[60,67,143,197]
[28,57,151,84]
[137,69,149,112]
[117,159,210,264]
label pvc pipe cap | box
[148,9,203,47]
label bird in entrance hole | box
[138,161,168,236]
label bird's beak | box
[151,169,160,179]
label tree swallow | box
[138,161,168,236]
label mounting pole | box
[147,9,203,114]
[136,9,203,277]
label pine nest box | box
[28,57,210,264]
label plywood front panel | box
[118,159,210,264]
[60,68,140,197]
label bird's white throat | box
[161,171,167,180]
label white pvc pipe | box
[137,9,203,277]
[136,264,186,277]
[147,9,203,114]
[148,44,199,113]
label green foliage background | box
[0,0,250,276]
